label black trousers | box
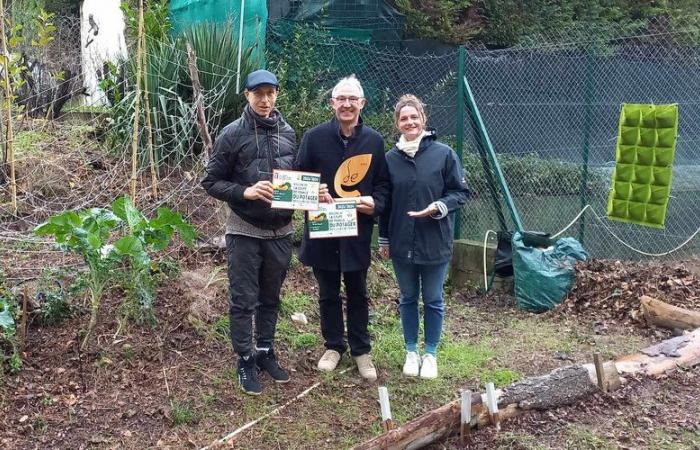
[313,268,370,357]
[226,234,292,356]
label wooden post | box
[460,390,472,444]
[186,42,214,166]
[0,0,17,213]
[378,386,394,431]
[141,26,157,198]
[485,382,500,431]
[593,353,606,392]
[129,0,145,200]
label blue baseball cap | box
[245,69,279,91]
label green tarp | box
[607,104,679,229]
[169,0,268,64]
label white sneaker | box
[353,353,378,381]
[317,350,341,372]
[419,354,438,379]
[403,351,420,377]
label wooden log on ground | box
[354,364,616,450]
[356,328,700,450]
[640,295,700,330]
[355,394,484,450]
[616,327,700,377]
[498,365,597,410]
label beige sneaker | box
[317,349,341,372]
[353,353,377,381]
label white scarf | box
[396,130,429,158]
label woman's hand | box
[407,203,438,218]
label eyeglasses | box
[332,96,363,105]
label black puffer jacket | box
[201,105,296,230]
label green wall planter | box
[607,104,679,229]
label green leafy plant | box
[0,272,21,374]
[393,0,481,44]
[121,0,172,44]
[111,196,195,325]
[107,22,256,167]
[271,22,335,140]
[34,196,195,349]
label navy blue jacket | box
[379,131,469,265]
[296,117,390,272]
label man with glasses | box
[202,70,296,395]
[296,75,390,381]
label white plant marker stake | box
[485,382,500,431]
[378,386,394,431]
[460,389,472,443]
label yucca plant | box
[106,22,259,168]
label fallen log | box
[357,394,484,450]
[498,365,597,410]
[355,364,616,450]
[355,328,700,450]
[640,295,700,330]
[616,327,700,376]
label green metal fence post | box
[462,74,523,232]
[578,47,595,244]
[454,46,465,239]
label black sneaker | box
[256,349,290,383]
[237,355,262,395]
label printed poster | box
[308,199,358,239]
[270,169,321,211]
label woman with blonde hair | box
[379,94,469,379]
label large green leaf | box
[151,207,196,247]
[112,196,147,232]
[0,300,15,332]
[114,235,150,267]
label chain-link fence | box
[461,31,700,259]
[2,14,700,281]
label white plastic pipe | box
[378,386,392,422]
[235,0,245,93]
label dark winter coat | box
[379,130,469,265]
[295,117,390,272]
[201,105,296,230]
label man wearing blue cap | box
[202,69,296,395]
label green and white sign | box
[308,200,358,239]
[271,169,321,211]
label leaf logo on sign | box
[334,154,372,198]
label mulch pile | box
[555,259,700,328]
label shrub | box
[107,22,257,167]
[34,196,195,349]
[0,272,21,374]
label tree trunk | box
[617,327,700,376]
[498,365,597,410]
[640,295,700,330]
[355,395,484,450]
[356,329,700,450]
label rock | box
[291,312,308,325]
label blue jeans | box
[392,260,449,355]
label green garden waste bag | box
[512,232,588,312]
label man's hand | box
[378,245,390,260]
[407,203,438,218]
[356,196,375,215]
[243,181,274,203]
[319,183,334,203]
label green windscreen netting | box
[607,103,679,229]
[169,0,268,63]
